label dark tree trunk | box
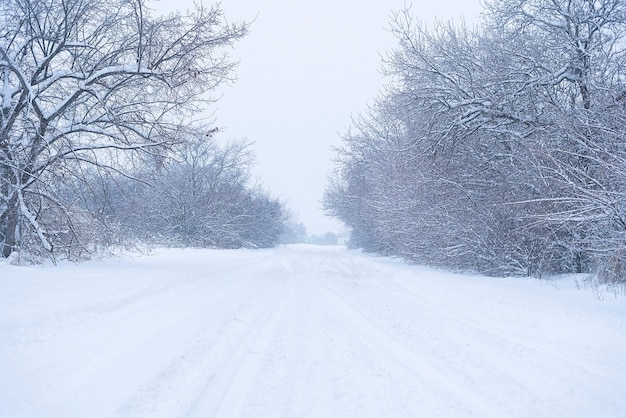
[2,195,18,258]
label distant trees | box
[325,0,626,281]
[279,220,308,245]
[86,135,288,250]
[1,0,287,260]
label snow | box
[1,245,625,417]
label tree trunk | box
[2,195,18,258]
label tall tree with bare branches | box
[0,0,247,258]
[326,0,626,279]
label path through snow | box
[1,245,625,417]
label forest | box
[0,0,288,261]
[325,0,626,282]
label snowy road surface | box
[1,245,625,417]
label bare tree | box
[484,0,626,274]
[85,134,288,249]
[0,0,247,258]
[326,0,626,279]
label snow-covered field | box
[1,245,625,418]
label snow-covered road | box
[1,245,625,417]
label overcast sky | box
[156,0,483,235]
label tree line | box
[1,0,287,261]
[325,0,626,282]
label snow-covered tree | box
[326,0,626,280]
[0,0,247,258]
[85,135,288,250]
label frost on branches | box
[325,0,626,281]
[0,0,249,259]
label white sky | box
[155,0,483,235]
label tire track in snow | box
[316,277,552,416]
[308,279,497,417]
[373,275,624,384]
[4,246,625,418]
[186,268,294,418]
[271,251,497,416]
[313,253,625,416]
[117,258,295,418]
[2,253,279,418]
[2,276,231,418]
